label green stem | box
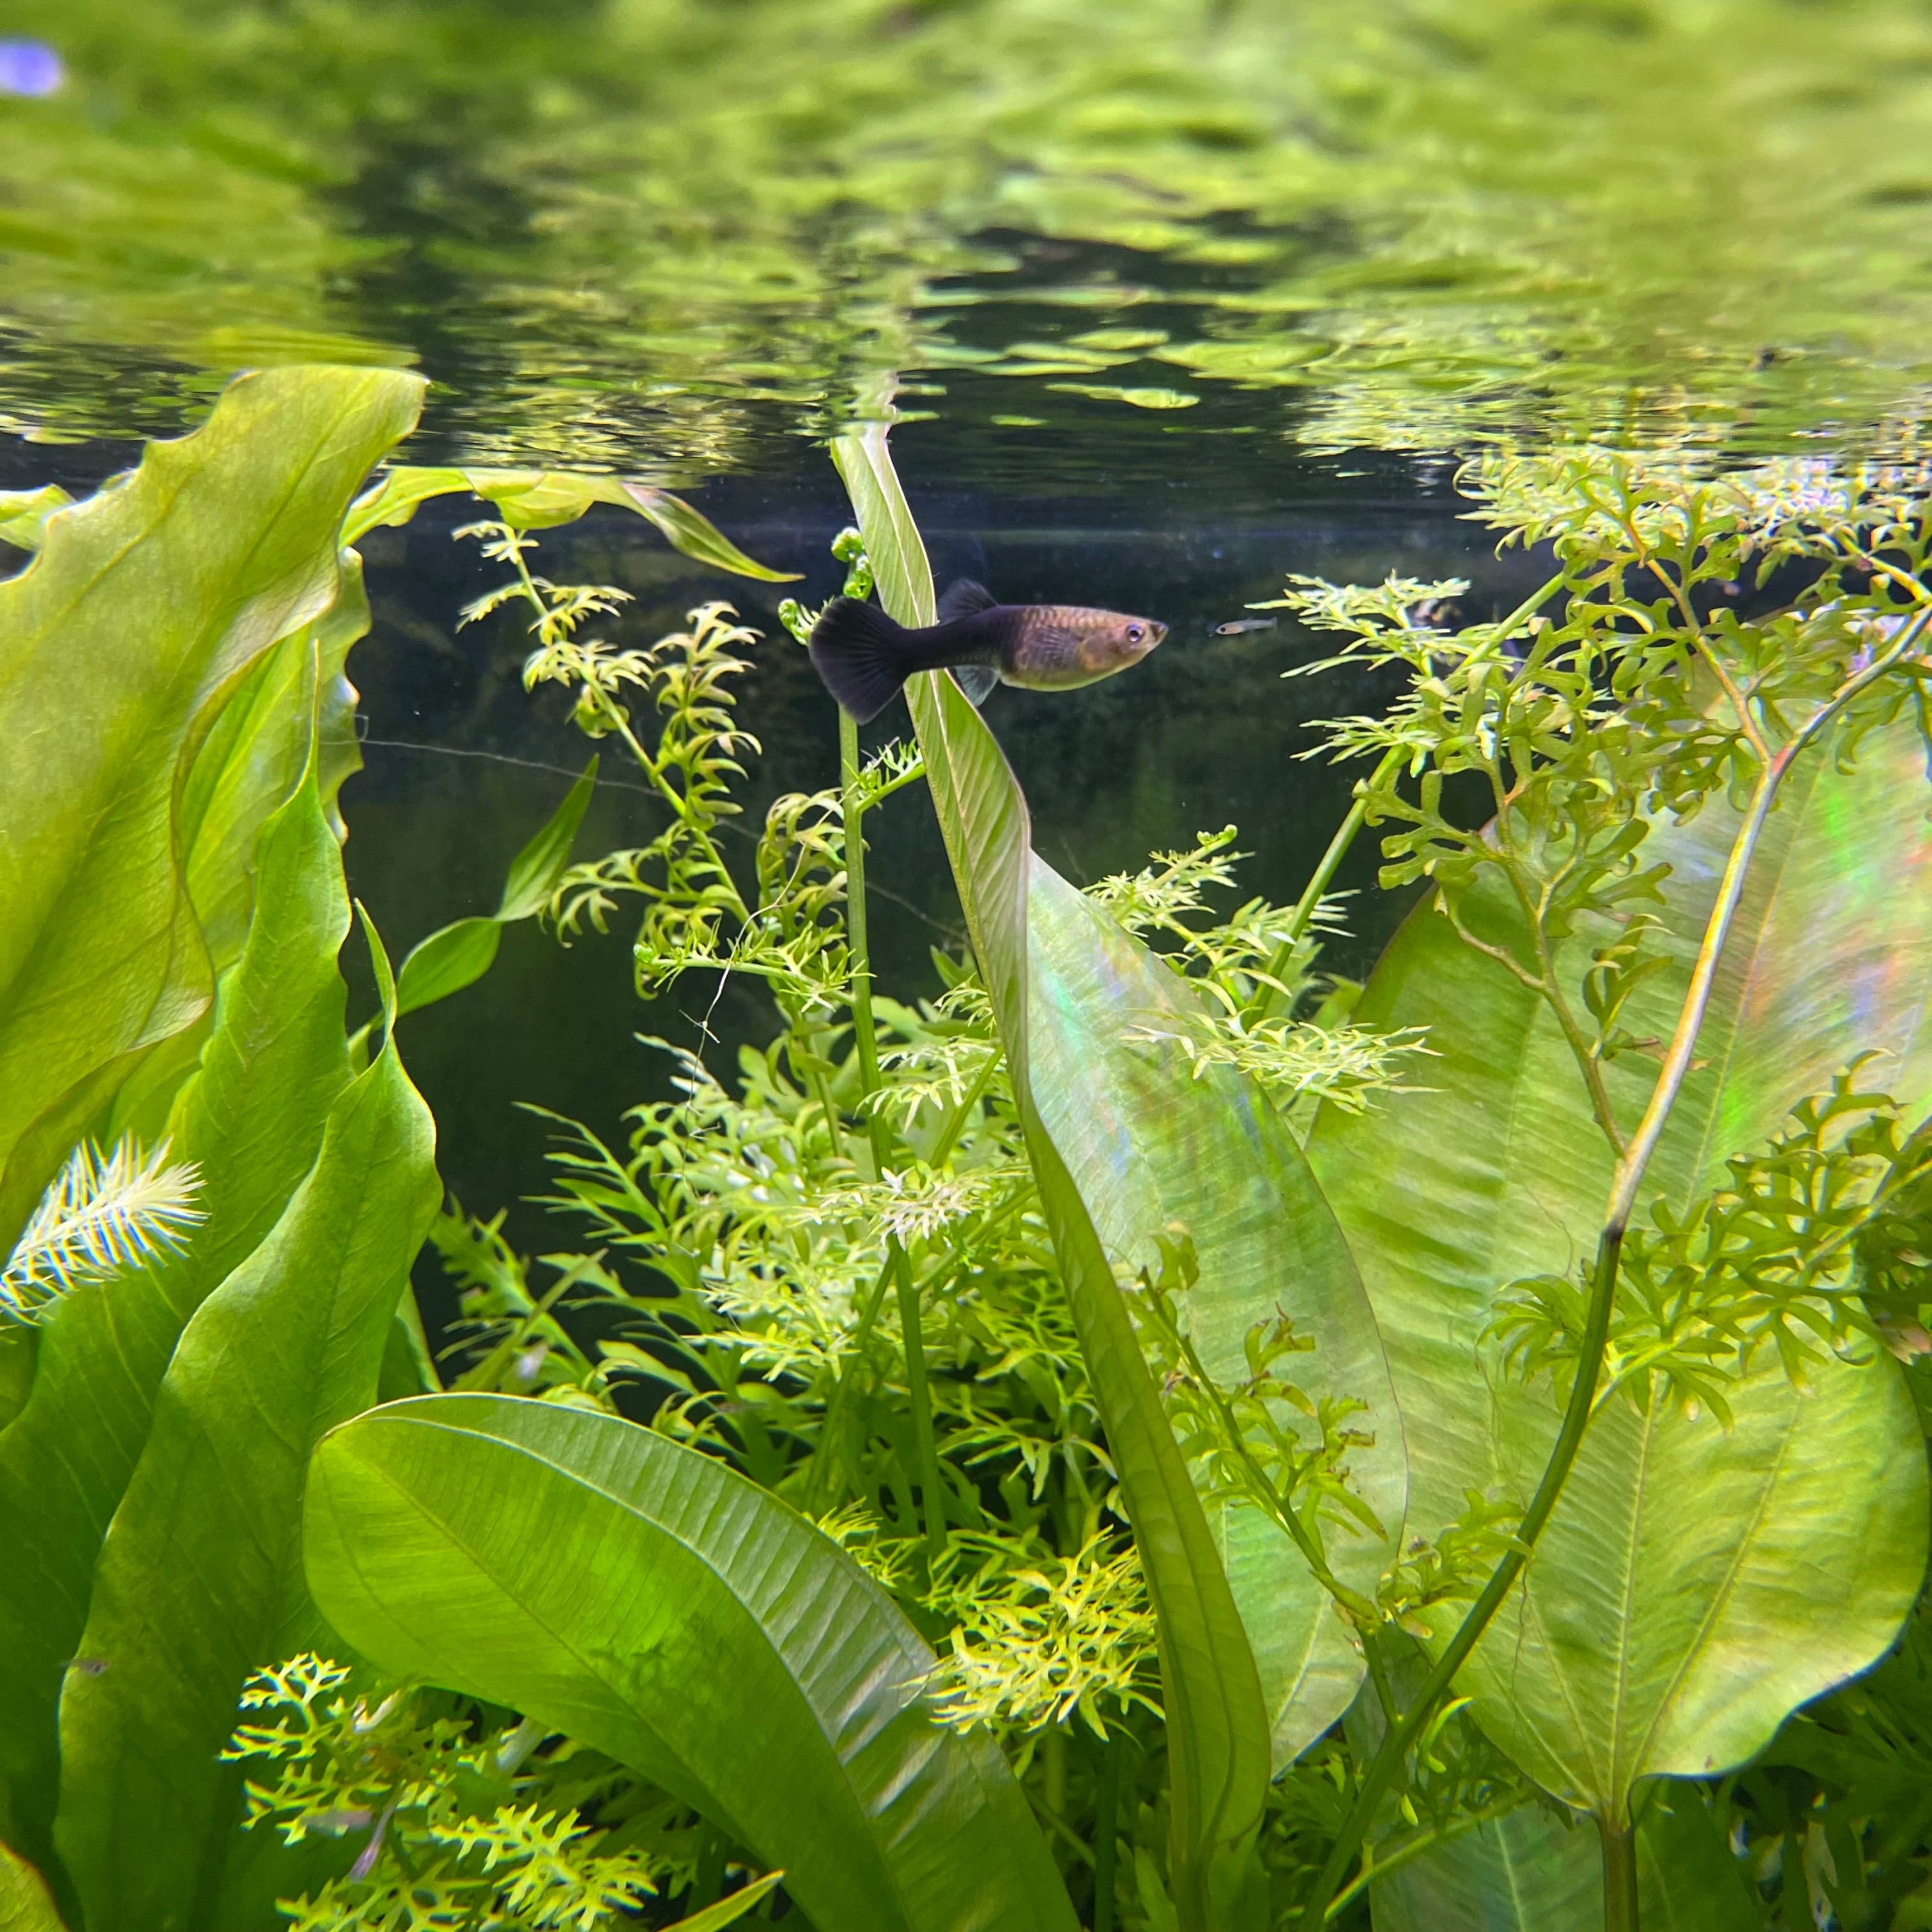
[1092,1730,1122,1932]
[894,1245,947,1559]
[840,708,946,1560]
[841,708,885,1100]
[808,1254,896,1513]
[1246,744,1404,1022]
[928,1045,1002,1169]
[1598,1807,1640,1932]
[1296,1221,1627,1932]
[1361,1631,1401,1732]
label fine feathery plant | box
[225,1655,783,1932]
[0,1137,203,1322]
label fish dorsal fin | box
[952,663,999,708]
[936,578,997,623]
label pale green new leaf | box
[834,427,1273,1932]
[303,1394,1078,1932]
[52,932,439,1932]
[1310,721,1932,1822]
[0,364,423,1246]
[394,757,597,1019]
[341,466,799,578]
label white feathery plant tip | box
[1,1137,205,1321]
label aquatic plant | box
[826,427,1932,1932]
[3,364,1930,1932]
[0,367,795,1931]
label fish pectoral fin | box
[937,578,998,622]
[951,663,999,708]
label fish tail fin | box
[809,598,914,723]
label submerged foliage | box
[3,372,1932,1932]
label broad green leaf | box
[1027,864,1405,1763]
[176,556,371,976]
[1367,1789,1757,1932]
[0,487,72,555]
[835,427,1272,1932]
[0,679,355,1873]
[1310,721,1932,1822]
[52,944,438,1932]
[394,757,596,1019]
[0,1843,63,1932]
[303,1394,1078,1932]
[341,465,800,578]
[0,364,423,1247]
[100,563,371,1151]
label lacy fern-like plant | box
[1492,1063,1932,1424]
[1089,827,1429,1124]
[1,1136,203,1320]
[226,1655,673,1932]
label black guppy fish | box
[808,578,1167,723]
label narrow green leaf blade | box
[341,466,799,578]
[303,1394,1077,1932]
[1310,723,1932,1819]
[619,482,802,580]
[52,990,439,1931]
[834,427,1272,1932]
[1026,864,1406,1763]
[0,365,423,1245]
[663,1871,786,1932]
[494,755,597,920]
[394,917,502,1019]
[392,758,595,1018]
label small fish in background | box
[809,579,1167,723]
[0,41,65,97]
[1212,615,1278,636]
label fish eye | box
[1126,624,1144,643]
